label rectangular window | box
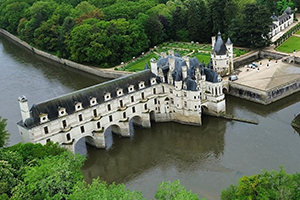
[97,121,101,129]
[120,100,123,107]
[184,101,187,107]
[66,133,71,141]
[144,104,147,110]
[123,112,126,118]
[141,92,145,99]
[131,96,134,102]
[153,88,156,94]
[62,120,67,128]
[162,86,165,93]
[170,89,173,94]
[171,98,174,104]
[109,115,113,122]
[80,126,85,133]
[46,138,50,143]
[93,109,97,117]
[132,107,136,113]
[184,92,187,97]
[78,114,83,122]
[154,98,157,105]
[44,126,49,134]
[107,104,111,111]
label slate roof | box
[156,54,219,89]
[19,69,157,129]
[212,32,228,55]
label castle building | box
[211,32,233,76]
[17,52,226,152]
[269,7,294,39]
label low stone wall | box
[229,77,300,105]
[233,51,259,69]
[0,29,131,79]
[233,50,288,69]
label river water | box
[1,34,300,200]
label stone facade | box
[18,53,226,152]
[269,7,294,38]
[211,32,233,76]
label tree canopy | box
[0,0,284,67]
[0,117,10,147]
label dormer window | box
[116,89,123,97]
[58,107,67,117]
[139,81,145,89]
[90,97,97,106]
[39,113,49,123]
[128,85,135,93]
[75,102,83,111]
[104,92,111,101]
[151,78,156,85]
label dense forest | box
[0,0,298,67]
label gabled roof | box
[284,7,293,15]
[20,70,157,129]
[212,32,228,55]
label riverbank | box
[0,29,131,79]
[292,112,300,128]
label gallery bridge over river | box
[17,59,226,152]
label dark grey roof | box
[212,32,227,55]
[271,13,278,21]
[226,38,232,45]
[144,63,149,70]
[203,68,219,83]
[185,78,197,91]
[20,70,157,129]
[284,7,293,15]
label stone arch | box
[149,110,156,121]
[103,124,122,150]
[73,134,95,155]
[201,105,209,115]
[223,87,228,94]
[129,115,143,137]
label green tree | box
[155,180,199,200]
[229,3,272,49]
[186,0,209,42]
[221,167,300,200]
[68,178,144,200]
[11,151,85,200]
[0,117,10,148]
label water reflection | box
[82,116,226,185]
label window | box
[184,92,187,97]
[171,98,174,104]
[62,120,67,128]
[184,101,187,107]
[162,86,165,93]
[123,112,126,118]
[80,126,85,133]
[44,126,49,134]
[107,104,111,111]
[131,96,134,102]
[120,100,123,107]
[153,88,156,94]
[170,89,173,94]
[66,133,71,141]
[144,104,147,110]
[109,115,113,122]
[194,96,196,99]
[132,107,136,113]
[154,98,157,105]
[93,109,97,117]
[141,92,145,99]
[97,121,101,129]
[78,114,83,122]
[46,138,50,143]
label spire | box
[144,63,150,70]
[226,38,232,45]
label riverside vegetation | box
[0,0,297,68]
[1,117,300,199]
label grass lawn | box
[191,52,211,65]
[276,36,300,53]
[118,53,159,72]
[156,47,191,57]
[295,29,300,35]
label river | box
[1,34,300,200]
